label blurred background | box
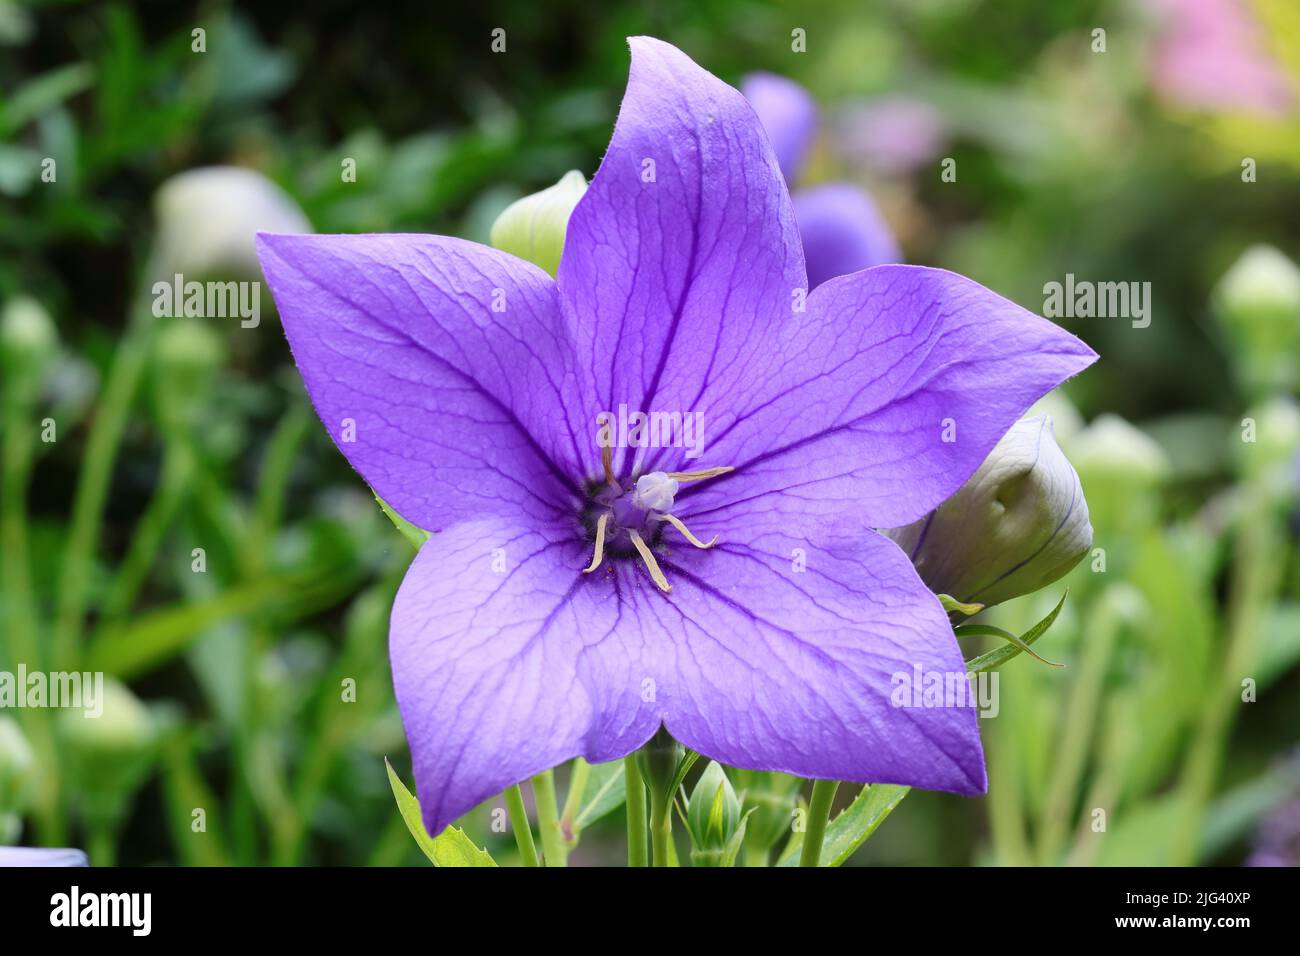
[1,0,1298,866]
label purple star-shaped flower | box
[256,37,1096,834]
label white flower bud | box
[885,415,1091,609]
[489,170,587,277]
[1,296,58,389]
[1214,245,1300,395]
[152,166,310,281]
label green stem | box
[1037,593,1124,864]
[559,757,591,838]
[504,784,540,867]
[531,769,566,866]
[649,782,673,867]
[799,779,840,867]
[1,383,63,843]
[52,315,153,668]
[1172,500,1285,865]
[624,755,648,867]
[102,438,194,621]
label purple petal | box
[793,183,901,289]
[391,515,660,835]
[558,37,806,478]
[677,265,1098,529]
[0,847,89,867]
[740,71,818,184]
[657,513,985,792]
[256,233,588,532]
[395,510,983,833]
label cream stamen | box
[584,512,609,573]
[656,512,718,549]
[629,529,672,593]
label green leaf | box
[955,623,1064,667]
[572,760,627,831]
[0,62,96,136]
[669,749,702,798]
[938,593,985,617]
[374,492,430,550]
[776,783,911,867]
[965,590,1068,674]
[385,758,496,867]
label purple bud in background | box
[740,72,817,184]
[741,72,901,287]
[793,184,902,290]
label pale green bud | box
[1214,245,1300,395]
[152,166,310,281]
[61,679,157,825]
[1068,413,1168,531]
[1,296,58,392]
[686,761,742,864]
[152,316,227,425]
[634,725,684,807]
[884,415,1091,610]
[489,170,587,276]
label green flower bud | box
[0,716,36,814]
[1214,245,1300,395]
[1,296,58,394]
[60,679,157,826]
[1068,413,1168,531]
[152,317,227,427]
[152,166,311,281]
[884,415,1091,610]
[686,761,742,864]
[489,170,587,276]
[634,725,684,806]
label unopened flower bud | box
[1,296,58,393]
[686,761,742,865]
[634,725,684,806]
[1068,413,1168,531]
[1214,244,1300,395]
[153,166,310,281]
[489,170,587,276]
[61,679,156,825]
[884,415,1091,610]
[153,317,227,426]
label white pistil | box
[584,512,609,574]
[628,529,672,593]
[656,512,718,549]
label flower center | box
[581,446,733,593]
